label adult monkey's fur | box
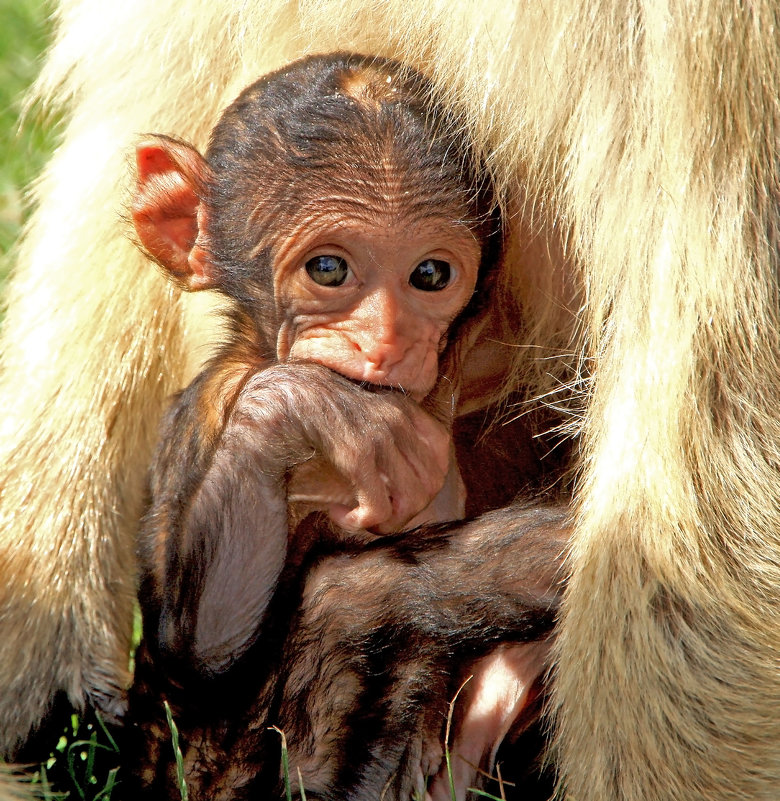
[1,0,779,799]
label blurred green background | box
[0,0,55,284]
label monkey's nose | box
[362,341,406,373]
[353,338,418,388]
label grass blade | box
[269,726,293,801]
[443,676,472,801]
[164,701,189,801]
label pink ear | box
[132,136,217,290]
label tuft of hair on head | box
[334,59,403,108]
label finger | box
[406,406,451,477]
[326,503,365,531]
[364,409,451,529]
[389,425,449,510]
[402,459,466,530]
[374,469,446,533]
[329,472,394,531]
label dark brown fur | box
[126,505,568,800]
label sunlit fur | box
[0,771,39,801]
[0,1,779,799]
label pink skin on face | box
[274,213,482,401]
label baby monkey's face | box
[274,204,482,400]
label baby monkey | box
[132,52,501,672]
[128,53,561,801]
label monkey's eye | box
[305,255,350,286]
[409,259,452,291]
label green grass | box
[0,0,57,281]
[164,702,189,801]
[12,710,121,800]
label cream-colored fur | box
[1,1,779,799]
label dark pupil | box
[305,255,348,286]
[409,259,451,291]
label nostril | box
[366,348,390,368]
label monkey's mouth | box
[340,375,411,396]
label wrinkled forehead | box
[238,158,485,286]
[242,157,485,261]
